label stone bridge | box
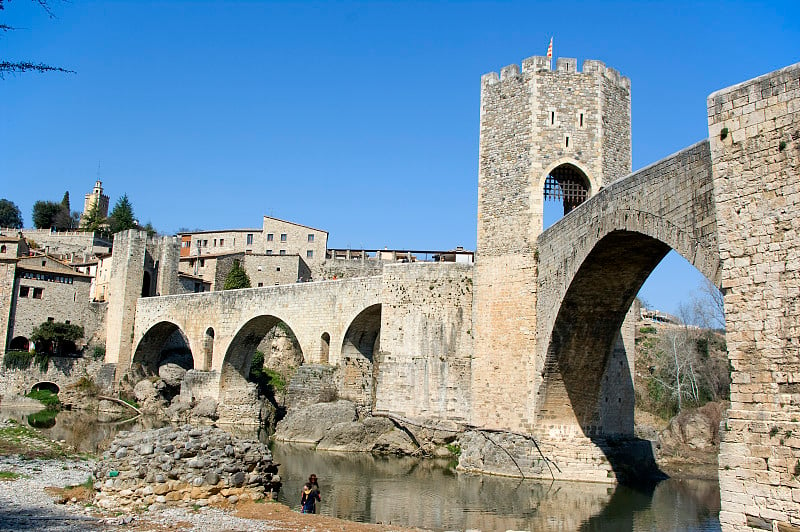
[110,58,800,530]
[130,277,382,409]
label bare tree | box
[0,0,75,78]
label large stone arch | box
[132,321,195,376]
[536,230,672,436]
[220,315,303,390]
[339,304,381,406]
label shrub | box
[3,350,33,370]
[92,345,106,360]
[26,389,60,408]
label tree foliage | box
[30,320,84,356]
[108,194,136,234]
[0,0,75,79]
[32,200,68,230]
[0,198,23,228]
[223,261,251,290]
[80,200,105,232]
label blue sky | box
[1,1,798,316]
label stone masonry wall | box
[0,262,16,354]
[707,63,800,531]
[375,263,473,424]
[106,231,146,370]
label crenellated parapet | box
[482,55,630,91]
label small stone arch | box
[31,381,59,394]
[132,321,195,377]
[203,327,215,371]
[8,336,30,352]
[542,162,593,221]
[340,304,381,406]
[320,332,330,365]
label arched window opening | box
[320,332,330,364]
[543,164,591,230]
[203,327,215,370]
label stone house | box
[179,251,312,291]
[4,254,100,353]
[178,216,328,265]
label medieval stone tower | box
[472,55,632,433]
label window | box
[279,250,286,255]
[219,238,224,246]
[33,287,43,299]
[47,317,54,322]
[306,250,314,258]
[19,286,29,298]
[307,234,314,243]
[200,259,205,267]
[276,267,281,272]
[257,282,263,287]
[0,245,6,253]
[247,234,254,245]
[266,233,273,242]
[41,260,47,267]
[196,239,201,248]
[266,249,272,255]
[203,240,208,247]
[213,239,217,247]
[280,234,287,242]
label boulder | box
[372,429,417,455]
[192,398,218,420]
[659,403,724,451]
[273,400,357,443]
[158,364,187,388]
[133,379,158,403]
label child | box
[300,482,320,514]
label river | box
[0,407,721,531]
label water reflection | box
[0,408,720,531]
[272,443,721,532]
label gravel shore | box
[0,455,280,531]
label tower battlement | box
[482,56,630,90]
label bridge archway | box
[340,304,381,406]
[221,315,303,390]
[132,321,194,376]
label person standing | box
[300,482,320,514]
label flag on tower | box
[546,37,553,60]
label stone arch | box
[31,381,59,394]
[8,336,30,351]
[541,162,593,225]
[339,304,381,406]
[320,332,330,365]
[220,315,303,390]
[132,321,195,376]
[203,327,215,371]
[537,227,720,441]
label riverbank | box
[0,419,418,532]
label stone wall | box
[315,258,385,281]
[707,62,800,531]
[17,229,111,257]
[375,263,473,424]
[0,262,16,354]
[7,274,93,348]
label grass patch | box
[0,421,73,459]
[26,389,60,408]
[0,471,21,481]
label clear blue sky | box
[1,1,798,316]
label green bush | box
[26,389,60,408]
[3,351,33,370]
[639,326,657,335]
[92,345,106,360]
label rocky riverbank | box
[0,419,417,531]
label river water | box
[1,408,721,531]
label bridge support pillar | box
[708,63,800,530]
